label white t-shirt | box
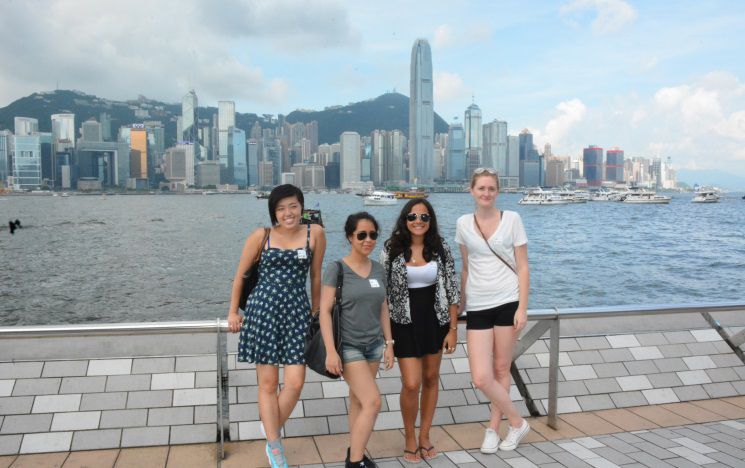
[454,210,528,311]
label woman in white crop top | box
[454,168,531,453]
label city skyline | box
[1,1,744,176]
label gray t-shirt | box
[322,260,387,346]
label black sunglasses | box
[406,213,431,223]
[355,231,379,241]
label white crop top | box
[406,261,438,288]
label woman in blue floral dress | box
[227,184,326,468]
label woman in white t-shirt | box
[454,168,531,453]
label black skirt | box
[391,284,449,358]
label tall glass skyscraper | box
[446,122,465,181]
[182,91,198,143]
[482,119,507,172]
[51,114,75,148]
[229,127,247,187]
[340,131,361,188]
[14,117,38,136]
[0,130,11,186]
[12,134,42,190]
[247,139,259,186]
[583,145,604,186]
[464,103,482,165]
[606,148,625,182]
[409,39,434,185]
[218,101,235,169]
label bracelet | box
[450,326,458,330]
[384,339,395,347]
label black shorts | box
[466,301,519,329]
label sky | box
[1,0,745,175]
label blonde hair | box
[470,168,500,190]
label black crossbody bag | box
[473,212,517,275]
[304,261,344,379]
[238,228,270,311]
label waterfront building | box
[518,129,541,186]
[545,157,566,187]
[606,148,625,183]
[262,138,282,186]
[501,135,520,188]
[291,163,325,189]
[446,121,465,181]
[361,136,372,182]
[14,117,38,136]
[250,121,262,141]
[583,145,604,187]
[182,90,198,144]
[0,130,11,187]
[433,142,446,181]
[409,38,434,184]
[39,132,53,184]
[317,143,331,167]
[51,114,75,150]
[100,112,112,141]
[464,103,482,166]
[195,161,220,187]
[371,130,385,185]
[218,101,235,170]
[130,126,148,180]
[258,160,274,188]
[280,172,295,185]
[76,139,131,188]
[340,131,361,189]
[164,143,195,188]
[81,120,103,143]
[11,134,41,190]
[483,119,507,174]
[305,121,319,153]
[229,127,247,187]
[324,161,340,188]
[247,139,259,186]
[520,160,540,188]
[382,130,406,184]
[330,143,341,164]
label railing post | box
[547,313,560,429]
[216,318,229,462]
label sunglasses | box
[355,231,379,241]
[474,167,498,175]
[406,213,431,223]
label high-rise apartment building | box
[12,134,42,190]
[409,39,434,184]
[247,139,259,186]
[504,135,520,188]
[482,119,507,172]
[606,148,624,183]
[446,122,465,181]
[583,145,604,186]
[229,127,247,187]
[217,101,235,169]
[340,131,361,188]
[464,103,482,166]
[545,157,566,187]
[130,126,148,180]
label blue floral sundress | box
[238,225,312,364]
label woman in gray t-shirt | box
[319,212,394,468]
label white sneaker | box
[480,427,500,454]
[498,419,530,451]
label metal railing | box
[1,301,744,461]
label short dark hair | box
[344,212,379,241]
[268,184,304,225]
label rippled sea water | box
[1,192,743,325]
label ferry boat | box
[394,187,428,199]
[622,191,672,204]
[553,188,587,203]
[590,188,622,202]
[691,189,720,203]
[518,188,570,205]
[255,191,270,199]
[363,190,398,206]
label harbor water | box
[1,192,743,325]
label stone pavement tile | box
[670,437,716,454]
[648,373,684,389]
[62,449,119,468]
[545,451,594,468]
[164,443,215,467]
[593,435,637,453]
[669,427,717,443]
[527,417,584,441]
[664,331,695,344]
[0,457,15,468]
[514,445,555,465]
[668,446,716,465]
[608,391,647,408]
[660,402,724,423]
[611,432,645,444]
[658,344,692,358]
[594,409,658,431]
[590,446,636,465]
[692,399,745,419]
[418,425,462,453]
[313,433,349,463]
[607,335,640,348]
[442,450,477,464]
[441,422,484,449]
[626,451,675,467]
[634,432,680,449]
[366,429,405,459]
[721,396,745,408]
[641,388,679,405]
[628,406,693,427]
[221,440,268,468]
[636,332,668,346]
[630,441,677,459]
[709,450,745,467]
[283,437,322,466]
[467,450,511,467]
[704,383,739,399]
[672,385,710,402]
[590,363,628,379]
[584,378,622,394]
[557,413,622,436]
[576,395,615,412]
[654,358,688,373]
[530,441,564,453]
[7,453,69,468]
[707,431,745,450]
[705,368,740,383]
[114,447,168,468]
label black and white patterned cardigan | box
[379,241,461,325]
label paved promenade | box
[2,396,745,467]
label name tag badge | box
[369,279,380,288]
[297,249,307,260]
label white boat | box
[622,191,672,204]
[589,188,622,202]
[692,189,720,203]
[363,190,398,206]
[553,188,588,203]
[519,188,570,205]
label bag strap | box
[254,228,270,265]
[473,213,517,275]
[305,223,311,251]
[335,260,344,304]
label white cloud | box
[560,0,638,34]
[534,99,587,148]
[432,23,493,48]
[433,25,455,48]
[434,72,468,103]
[0,0,358,108]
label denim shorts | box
[341,337,385,363]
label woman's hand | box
[443,328,457,354]
[325,350,342,376]
[383,345,395,370]
[514,308,528,332]
[227,313,242,333]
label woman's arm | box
[458,244,469,315]
[319,281,342,375]
[513,244,529,331]
[380,300,394,370]
[227,228,266,333]
[309,225,327,315]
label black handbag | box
[238,228,270,311]
[304,261,344,379]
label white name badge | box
[369,279,380,288]
[297,249,307,260]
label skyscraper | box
[409,39,434,185]
[446,121,465,181]
[583,145,604,186]
[218,101,235,169]
[0,130,12,186]
[606,148,624,183]
[51,114,75,149]
[130,125,148,180]
[340,131,361,188]
[247,139,259,187]
[182,90,198,143]
[464,103,482,165]
[229,127,247,187]
[505,136,520,188]
[482,119,507,172]
[14,117,38,136]
[12,134,42,190]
